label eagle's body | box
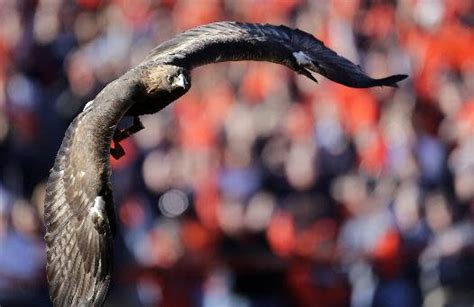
[44,22,407,306]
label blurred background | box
[1,0,474,306]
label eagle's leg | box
[110,116,144,159]
[114,116,145,142]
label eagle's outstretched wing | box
[44,109,115,307]
[43,65,186,307]
[145,21,407,88]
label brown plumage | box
[44,21,407,306]
[44,65,189,306]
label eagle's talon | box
[110,142,125,160]
[110,117,144,159]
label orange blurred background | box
[0,0,473,306]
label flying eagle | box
[44,21,407,306]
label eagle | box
[44,21,407,306]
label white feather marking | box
[90,196,105,219]
[79,171,85,178]
[83,100,94,112]
[293,51,312,65]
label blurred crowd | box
[1,0,474,306]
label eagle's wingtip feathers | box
[375,74,408,88]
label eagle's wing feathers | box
[146,21,407,88]
[44,21,408,307]
[44,112,114,307]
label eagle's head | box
[126,65,191,116]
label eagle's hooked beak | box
[173,74,187,89]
